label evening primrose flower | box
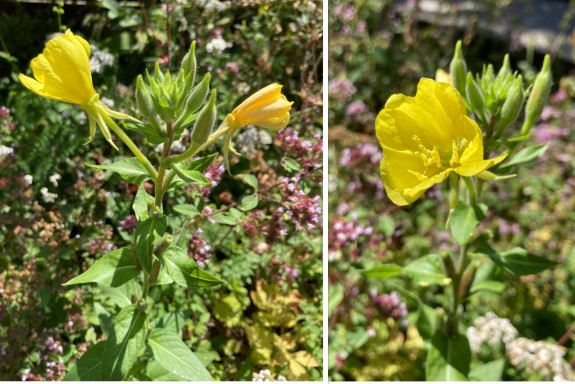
[376,78,507,206]
[19,29,138,149]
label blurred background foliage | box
[0,0,322,380]
[328,0,575,381]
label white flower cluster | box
[0,145,13,159]
[49,173,61,187]
[507,338,573,381]
[40,187,58,203]
[23,175,33,186]
[198,0,227,12]
[89,44,115,74]
[235,126,273,158]
[251,369,287,382]
[467,312,574,381]
[467,311,518,352]
[206,37,232,54]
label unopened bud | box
[477,170,515,181]
[137,298,147,312]
[496,76,524,135]
[191,89,217,146]
[466,73,485,121]
[184,73,211,115]
[181,41,197,85]
[496,54,512,83]
[521,54,552,135]
[136,75,155,119]
[150,205,162,218]
[154,62,165,84]
[449,40,467,96]
[153,235,173,256]
[173,73,211,134]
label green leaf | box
[181,153,217,173]
[63,341,106,380]
[172,164,211,186]
[133,184,152,221]
[470,280,505,294]
[212,208,243,226]
[362,264,403,280]
[468,359,505,381]
[148,328,213,381]
[473,238,558,276]
[239,195,259,211]
[328,286,344,317]
[64,248,140,288]
[145,360,187,381]
[174,204,200,219]
[99,280,141,308]
[426,332,471,381]
[449,201,479,246]
[134,216,168,273]
[125,122,168,144]
[282,157,303,172]
[154,310,192,336]
[499,143,549,172]
[416,304,437,340]
[86,157,152,185]
[102,305,148,380]
[163,245,226,288]
[404,254,451,286]
[236,174,258,189]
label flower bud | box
[191,89,217,146]
[495,75,524,136]
[154,62,165,84]
[521,54,552,135]
[181,41,197,86]
[466,73,485,122]
[496,54,512,84]
[184,73,211,115]
[449,40,467,96]
[136,75,155,119]
[153,235,173,256]
[173,73,211,135]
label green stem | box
[105,116,158,179]
[463,177,476,206]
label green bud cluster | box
[448,41,552,149]
[135,42,214,141]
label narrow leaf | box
[64,248,139,288]
[172,164,211,186]
[134,216,167,273]
[362,264,403,280]
[163,245,226,288]
[404,254,451,286]
[63,341,105,380]
[102,305,148,380]
[148,328,212,381]
[449,201,479,246]
[426,332,471,381]
[133,184,152,221]
[181,153,217,173]
[87,157,152,184]
[499,143,549,172]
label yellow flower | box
[376,78,507,206]
[229,83,293,130]
[19,29,138,149]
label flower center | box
[408,135,469,181]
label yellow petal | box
[233,83,282,113]
[20,30,95,104]
[255,112,291,130]
[454,154,508,177]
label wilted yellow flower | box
[229,83,293,130]
[376,78,507,206]
[19,29,138,149]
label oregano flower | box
[376,78,507,206]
